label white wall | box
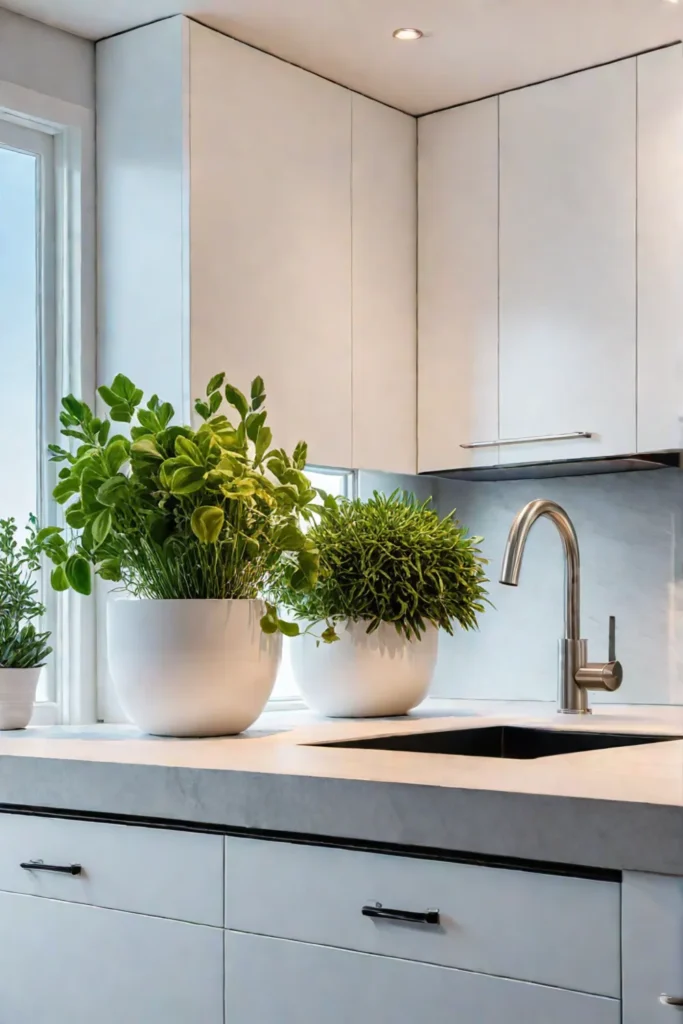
[0,6,94,108]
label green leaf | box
[96,475,129,506]
[255,426,272,464]
[175,436,203,465]
[111,373,138,403]
[158,402,174,428]
[130,436,163,460]
[137,409,160,433]
[65,555,92,596]
[50,565,69,592]
[206,372,226,396]
[209,391,222,415]
[190,506,225,544]
[98,421,111,445]
[277,619,300,638]
[170,465,206,495]
[274,523,306,552]
[195,400,211,421]
[97,385,119,407]
[65,504,87,529]
[109,404,132,423]
[293,441,308,469]
[105,439,130,473]
[250,375,266,411]
[98,558,122,582]
[36,526,62,544]
[92,508,113,547]
[53,478,79,504]
[224,383,249,420]
[246,411,266,442]
[321,626,339,644]
[297,547,320,582]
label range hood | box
[424,451,681,482]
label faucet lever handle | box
[608,615,616,662]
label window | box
[0,118,56,707]
[0,85,95,724]
[268,468,353,704]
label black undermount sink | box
[314,725,680,760]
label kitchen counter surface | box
[2,700,683,874]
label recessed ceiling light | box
[663,0,680,5]
[392,27,423,41]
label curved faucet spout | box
[499,499,581,640]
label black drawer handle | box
[20,860,82,876]
[362,903,440,926]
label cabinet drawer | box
[225,932,621,1024]
[225,837,620,996]
[0,813,223,924]
[0,891,223,1024]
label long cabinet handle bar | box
[460,431,593,450]
[20,861,82,875]
[362,904,440,926]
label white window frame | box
[0,82,95,725]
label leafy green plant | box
[0,516,53,668]
[43,372,322,636]
[274,490,489,642]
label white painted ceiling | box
[4,0,683,113]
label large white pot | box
[0,667,41,730]
[107,598,282,737]
[291,620,438,718]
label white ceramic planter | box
[0,667,41,730]
[291,619,438,718]
[107,598,282,737]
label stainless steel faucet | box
[500,499,622,714]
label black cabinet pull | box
[362,903,440,926]
[20,861,82,876]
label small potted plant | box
[277,490,488,717]
[0,516,53,730]
[43,372,320,736]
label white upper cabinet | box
[97,17,416,472]
[189,24,353,468]
[351,94,417,474]
[418,98,499,473]
[498,59,637,465]
[637,44,683,454]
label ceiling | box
[4,0,683,114]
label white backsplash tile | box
[359,467,683,705]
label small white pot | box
[0,667,41,730]
[107,598,282,737]
[291,619,438,718]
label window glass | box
[0,143,39,530]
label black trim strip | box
[0,804,620,884]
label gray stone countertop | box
[1,699,683,874]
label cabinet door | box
[499,59,636,464]
[418,98,500,471]
[351,95,417,474]
[0,891,223,1024]
[189,21,353,469]
[225,931,620,1024]
[623,872,683,1023]
[637,44,683,453]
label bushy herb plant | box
[43,372,322,636]
[275,490,489,642]
[0,516,53,668]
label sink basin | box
[314,725,679,760]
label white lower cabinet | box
[225,931,620,1024]
[622,872,683,1022]
[0,891,224,1024]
